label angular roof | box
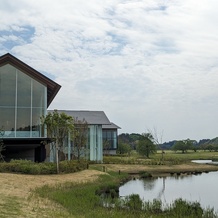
[49,110,111,125]
[102,122,121,129]
[0,53,61,107]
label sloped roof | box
[102,122,121,129]
[0,53,61,107]
[48,110,111,125]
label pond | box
[119,171,218,212]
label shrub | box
[126,194,143,210]
[139,171,152,179]
[0,159,88,174]
[170,198,203,217]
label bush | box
[170,198,203,217]
[125,194,143,210]
[0,159,88,174]
[139,171,152,179]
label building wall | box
[0,64,47,138]
[89,125,102,162]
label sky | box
[1,0,218,142]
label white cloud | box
[1,0,218,141]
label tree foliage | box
[172,139,193,153]
[72,118,88,161]
[117,142,132,155]
[41,110,74,173]
[136,133,156,158]
[118,133,141,150]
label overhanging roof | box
[0,53,61,107]
[102,122,121,130]
[48,110,111,125]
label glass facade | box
[102,129,117,149]
[0,64,47,138]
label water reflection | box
[191,160,212,164]
[143,178,156,190]
[119,172,218,212]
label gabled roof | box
[102,122,121,130]
[0,53,61,107]
[48,110,111,125]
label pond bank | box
[93,162,218,177]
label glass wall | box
[102,130,117,149]
[0,64,47,138]
[89,125,102,162]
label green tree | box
[41,110,74,173]
[72,118,88,161]
[117,142,132,155]
[136,133,156,158]
[172,139,193,153]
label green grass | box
[0,195,23,218]
[154,150,218,161]
[35,170,217,218]
[35,172,133,218]
[103,150,218,166]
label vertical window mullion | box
[30,79,33,137]
[15,69,17,137]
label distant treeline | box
[118,133,218,151]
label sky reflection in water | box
[119,171,218,212]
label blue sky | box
[1,0,218,142]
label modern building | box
[0,53,61,162]
[0,53,120,162]
[47,110,120,162]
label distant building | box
[0,53,61,162]
[47,110,120,162]
[0,53,120,162]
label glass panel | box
[0,107,15,137]
[102,131,106,139]
[112,131,117,149]
[106,131,111,139]
[17,108,30,137]
[0,64,47,138]
[32,79,46,137]
[17,70,31,107]
[32,108,45,137]
[32,79,45,108]
[0,64,16,106]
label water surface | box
[119,171,218,211]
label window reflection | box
[102,130,117,149]
[0,64,46,138]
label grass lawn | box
[1,151,218,217]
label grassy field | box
[34,168,217,218]
[1,151,218,217]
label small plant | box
[125,194,143,210]
[170,198,203,217]
[139,171,152,179]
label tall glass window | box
[0,64,47,138]
[102,130,117,149]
